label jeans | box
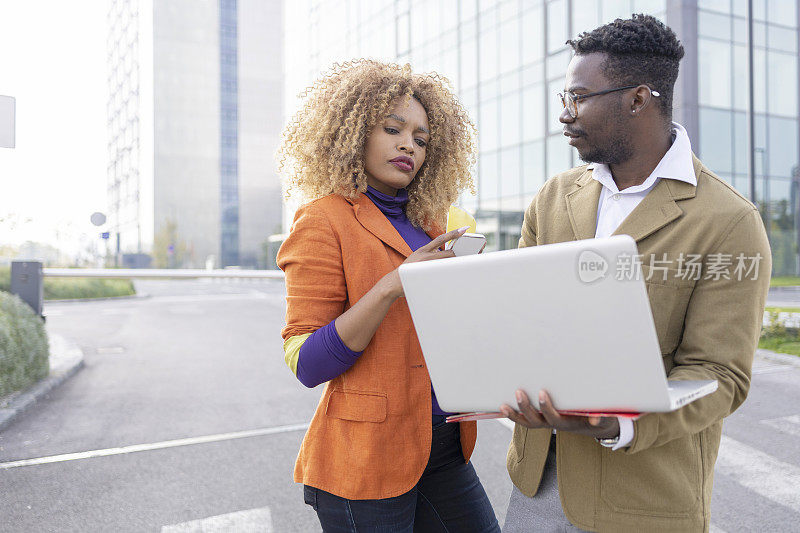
[303,417,500,532]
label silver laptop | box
[399,235,717,416]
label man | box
[501,14,771,533]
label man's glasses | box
[558,85,661,119]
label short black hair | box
[566,14,685,119]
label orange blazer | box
[277,192,478,500]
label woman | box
[276,60,499,532]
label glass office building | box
[287,0,800,274]
[693,0,800,274]
[107,0,284,268]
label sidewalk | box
[0,332,85,432]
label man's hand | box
[500,390,620,439]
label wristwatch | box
[596,435,620,448]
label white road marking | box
[168,305,204,315]
[715,435,800,513]
[161,506,273,532]
[101,308,130,315]
[494,420,800,521]
[0,423,309,470]
[96,346,126,355]
[761,414,800,439]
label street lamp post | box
[754,147,770,241]
[747,0,756,204]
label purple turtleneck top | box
[296,186,452,416]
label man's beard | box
[577,129,634,165]
[576,113,634,165]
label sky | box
[0,1,108,256]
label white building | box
[0,95,14,149]
[107,0,283,268]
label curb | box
[755,348,800,369]
[0,334,85,432]
[45,293,149,304]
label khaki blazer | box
[507,156,771,532]
[278,193,477,501]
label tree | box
[152,219,188,268]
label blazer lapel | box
[612,178,693,242]
[565,155,700,244]
[565,169,603,240]
[351,193,414,257]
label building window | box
[699,107,733,174]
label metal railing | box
[43,268,285,279]
[9,261,286,316]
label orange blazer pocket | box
[326,390,388,423]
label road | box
[768,286,800,308]
[0,279,798,532]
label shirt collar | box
[587,122,697,194]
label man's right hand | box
[501,389,620,440]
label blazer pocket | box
[600,433,702,517]
[325,389,387,423]
[642,266,695,355]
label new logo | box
[577,250,608,283]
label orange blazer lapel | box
[351,193,414,257]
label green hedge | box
[0,291,49,398]
[43,277,135,300]
[0,267,135,300]
[760,311,800,357]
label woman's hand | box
[335,226,469,352]
[381,226,468,300]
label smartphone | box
[445,232,486,256]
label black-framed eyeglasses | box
[558,85,661,119]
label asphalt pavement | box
[0,279,798,532]
[767,286,800,308]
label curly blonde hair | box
[277,60,477,230]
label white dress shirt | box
[588,122,697,449]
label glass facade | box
[696,0,799,274]
[293,0,800,274]
[107,0,142,259]
[220,0,240,267]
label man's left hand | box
[500,389,620,439]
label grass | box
[0,267,135,300]
[770,276,800,287]
[765,306,800,314]
[759,336,800,357]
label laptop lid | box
[399,235,676,414]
